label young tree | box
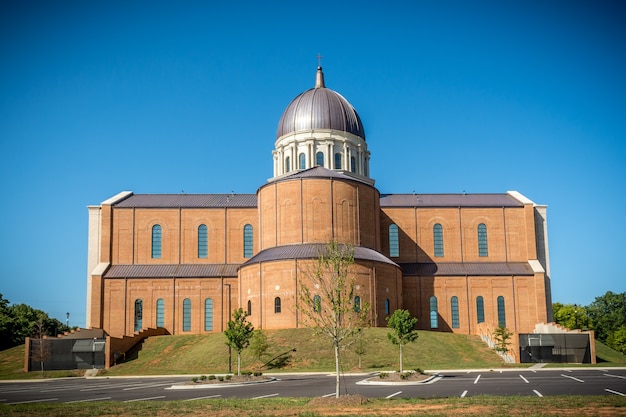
[386,309,419,373]
[492,323,513,354]
[31,316,51,376]
[298,240,371,398]
[249,329,270,365]
[224,308,254,376]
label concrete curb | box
[167,377,278,390]
[356,374,442,386]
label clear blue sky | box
[1,1,624,328]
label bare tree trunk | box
[237,353,241,376]
[399,344,403,373]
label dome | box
[276,67,366,140]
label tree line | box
[553,290,626,354]
[0,293,71,351]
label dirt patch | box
[189,374,271,384]
[373,371,432,382]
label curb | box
[167,377,278,390]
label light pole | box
[224,284,232,373]
[573,304,578,329]
[66,312,70,328]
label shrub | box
[200,375,207,381]
[378,372,389,379]
[226,374,232,381]
[218,376,224,382]
[191,377,198,383]
[208,375,216,380]
[253,371,263,377]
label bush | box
[253,371,263,376]
[200,375,207,381]
[191,377,198,383]
[378,372,389,379]
[226,374,232,381]
[414,368,424,375]
[218,376,224,382]
[208,375,216,380]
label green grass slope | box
[100,328,507,376]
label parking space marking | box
[65,397,112,403]
[519,375,529,384]
[460,390,468,398]
[386,391,402,399]
[8,398,58,405]
[604,373,626,380]
[183,394,222,401]
[253,393,279,399]
[561,374,584,383]
[123,382,175,391]
[473,375,481,384]
[533,390,543,397]
[322,393,336,398]
[124,396,165,402]
[605,389,626,396]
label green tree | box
[553,302,589,330]
[386,309,419,373]
[607,326,626,355]
[249,329,269,364]
[492,323,513,354]
[224,308,254,375]
[298,240,371,398]
[587,291,626,344]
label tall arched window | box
[451,296,460,328]
[350,156,356,173]
[156,298,165,327]
[334,153,342,169]
[313,295,321,313]
[247,300,252,316]
[204,298,213,331]
[316,151,324,167]
[198,224,208,259]
[385,299,390,315]
[389,224,399,257]
[274,297,282,314]
[430,296,438,329]
[134,299,143,332]
[299,153,306,170]
[183,298,191,332]
[243,224,253,258]
[354,296,361,312]
[476,296,485,324]
[285,156,291,172]
[497,296,506,326]
[151,224,162,258]
[478,223,488,257]
[433,223,444,257]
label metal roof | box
[276,67,365,140]
[399,262,535,276]
[380,193,523,208]
[104,264,240,278]
[112,194,257,208]
[242,243,398,267]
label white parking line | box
[123,382,175,391]
[533,390,543,397]
[386,391,402,399]
[183,394,222,401]
[604,373,626,380]
[460,390,468,398]
[65,397,112,403]
[8,398,58,405]
[473,375,481,384]
[124,396,165,402]
[605,389,626,396]
[252,393,279,399]
[322,393,336,398]
[519,375,529,384]
[561,374,584,383]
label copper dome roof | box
[276,67,366,140]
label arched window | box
[299,153,306,170]
[204,298,213,331]
[350,156,356,173]
[430,296,438,329]
[476,296,485,324]
[183,298,191,332]
[151,224,162,258]
[285,156,290,172]
[198,224,208,259]
[354,296,361,312]
[389,224,399,257]
[433,223,444,257]
[316,151,324,167]
[134,299,143,332]
[451,296,460,328]
[243,224,253,258]
[156,299,165,327]
[497,296,506,326]
[247,300,252,316]
[274,297,282,314]
[478,223,488,257]
[334,153,342,170]
[385,299,390,316]
[313,295,321,313]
